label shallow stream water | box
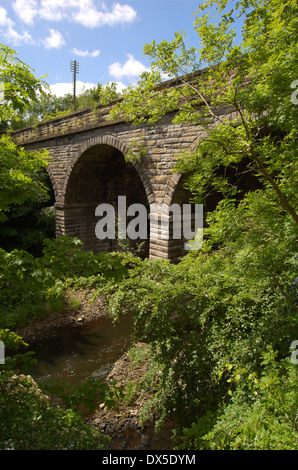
[30,313,176,450]
[31,314,133,386]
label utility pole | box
[70,60,79,110]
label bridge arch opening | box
[61,142,149,257]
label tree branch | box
[271,272,298,312]
[232,88,298,225]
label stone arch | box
[157,131,208,260]
[57,134,151,257]
[160,131,208,207]
[61,135,154,205]
[46,164,59,203]
[161,172,182,207]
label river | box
[29,313,175,450]
[31,314,133,386]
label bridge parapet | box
[11,102,122,145]
[10,68,217,146]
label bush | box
[178,352,298,450]
[0,329,116,450]
[0,370,106,450]
[0,236,129,328]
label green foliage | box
[0,44,46,122]
[4,90,72,130]
[89,82,122,108]
[0,328,35,374]
[0,324,115,450]
[41,377,124,413]
[110,0,298,219]
[108,70,180,125]
[68,295,81,309]
[0,135,50,222]
[97,191,297,445]
[0,370,106,450]
[0,0,297,449]
[0,236,129,329]
[178,352,298,450]
[8,82,122,131]
[0,44,50,220]
[124,139,148,164]
[100,212,297,427]
[0,169,55,255]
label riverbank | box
[13,288,176,450]
[88,342,176,450]
[14,289,109,346]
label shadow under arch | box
[61,135,154,206]
[59,135,150,257]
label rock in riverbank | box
[88,342,176,450]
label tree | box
[101,0,298,448]
[110,0,297,224]
[8,82,122,131]
[75,82,121,109]
[0,170,55,256]
[0,44,50,221]
[5,91,73,130]
[0,50,56,253]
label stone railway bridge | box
[11,72,237,261]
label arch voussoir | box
[60,135,130,204]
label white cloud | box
[72,2,138,28]
[44,29,65,49]
[48,80,126,98]
[38,0,67,22]
[0,5,34,45]
[4,27,33,46]
[0,6,14,27]
[49,80,96,97]
[72,48,100,58]
[1,1,137,50]
[12,0,38,25]
[12,0,138,28]
[109,54,150,80]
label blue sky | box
[0,1,242,97]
